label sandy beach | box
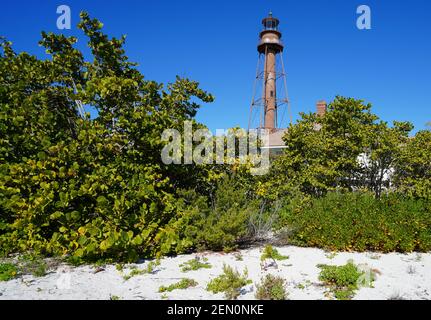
[1,245,430,300]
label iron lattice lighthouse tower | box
[248,12,290,131]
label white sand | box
[1,246,430,300]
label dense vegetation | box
[1,13,430,263]
[280,192,431,252]
[0,13,222,261]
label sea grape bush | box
[0,13,219,261]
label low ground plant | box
[158,278,198,292]
[255,274,287,300]
[122,266,146,280]
[122,260,160,280]
[260,245,289,261]
[18,253,47,277]
[206,264,252,300]
[0,263,18,281]
[180,257,212,272]
[234,252,243,261]
[318,260,374,300]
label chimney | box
[316,100,327,117]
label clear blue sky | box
[1,0,430,133]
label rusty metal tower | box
[248,12,291,131]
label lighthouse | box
[249,13,325,155]
[248,12,290,132]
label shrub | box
[180,257,212,272]
[255,274,287,300]
[0,263,18,281]
[280,192,431,252]
[318,261,373,300]
[206,264,252,300]
[158,278,198,292]
[176,177,257,252]
[260,245,289,261]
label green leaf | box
[50,211,63,220]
